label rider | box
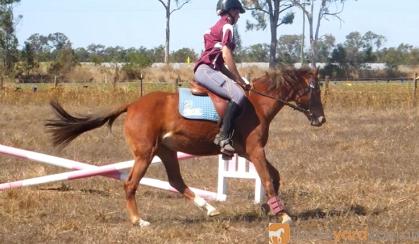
[193,0,249,156]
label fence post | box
[54,76,58,88]
[413,72,418,107]
[113,81,117,91]
[139,73,144,97]
[113,65,119,88]
[176,74,180,91]
[323,75,330,104]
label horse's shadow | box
[291,204,369,221]
[179,211,264,225]
[175,204,385,225]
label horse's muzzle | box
[311,116,326,127]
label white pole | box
[0,144,95,170]
[0,144,192,171]
[0,160,224,201]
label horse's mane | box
[263,67,312,91]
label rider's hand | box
[243,83,251,91]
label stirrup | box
[219,139,234,151]
[220,139,235,157]
[213,129,234,146]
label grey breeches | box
[194,64,246,106]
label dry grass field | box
[0,80,418,243]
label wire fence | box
[1,73,418,109]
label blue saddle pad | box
[178,88,219,122]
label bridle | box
[249,78,319,118]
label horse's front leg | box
[157,146,220,217]
[248,148,292,224]
[266,160,280,194]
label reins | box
[249,88,312,116]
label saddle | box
[189,80,228,118]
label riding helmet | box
[216,0,246,15]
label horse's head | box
[253,67,326,126]
[291,68,326,127]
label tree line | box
[16,31,419,77]
[1,0,419,82]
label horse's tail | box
[45,100,129,147]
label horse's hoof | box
[260,203,270,215]
[207,208,221,217]
[138,218,151,228]
[205,203,221,217]
[193,195,220,217]
[280,212,292,224]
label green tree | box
[233,26,244,62]
[147,45,165,63]
[104,46,125,63]
[344,31,363,68]
[241,43,270,62]
[25,33,51,61]
[46,33,77,79]
[316,34,335,62]
[0,0,21,75]
[380,44,412,69]
[21,41,38,76]
[48,32,71,51]
[242,0,294,68]
[122,49,152,80]
[170,48,197,63]
[48,47,78,80]
[277,34,302,63]
[320,44,349,79]
[87,43,105,64]
[408,48,419,65]
[74,47,89,62]
[47,32,72,64]
[362,31,386,51]
[343,31,385,67]
[360,31,386,63]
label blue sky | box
[14,0,419,52]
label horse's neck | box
[249,81,291,123]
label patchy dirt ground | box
[0,89,418,243]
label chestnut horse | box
[45,67,325,226]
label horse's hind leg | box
[123,126,158,226]
[124,152,154,227]
[157,146,220,217]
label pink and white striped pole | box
[0,160,223,201]
[0,144,192,172]
[0,144,226,201]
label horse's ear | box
[311,66,320,84]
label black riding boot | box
[214,101,240,157]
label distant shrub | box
[121,52,152,80]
